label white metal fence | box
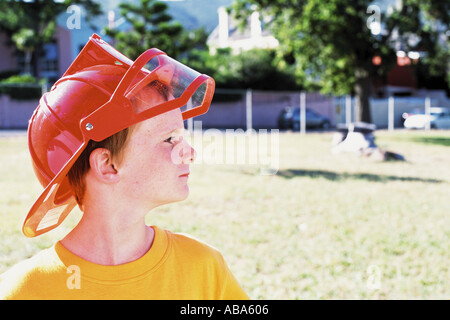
[1,86,449,131]
[196,89,449,133]
[334,95,445,131]
[0,83,44,129]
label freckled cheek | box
[126,145,176,184]
[158,145,178,164]
[145,146,177,174]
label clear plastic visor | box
[80,51,214,142]
[124,54,212,119]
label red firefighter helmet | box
[23,34,215,237]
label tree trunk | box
[354,68,372,123]
[24,50,32,75]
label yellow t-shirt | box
[0,226,249,300]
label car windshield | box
[293,108,319,116]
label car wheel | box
[321,121,331,130]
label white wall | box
[0,95,37,129]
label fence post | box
[345,94,352,125]
[425,96,431,131]
[0,95,5,128]
[41,80,48,95]
[187,98,193,132]
[300,91,306,134]
[1,95,10,129]
[388,95,394,131]
[246,89,252,132]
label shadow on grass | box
[409,136,450,147]
[276,169,444,183]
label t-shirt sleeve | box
[219,264,250,300]
[212,251,249,300]
[171,231,250,300]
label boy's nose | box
[171,138,197,164]
[182,142,197,164]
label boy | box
[0,34,248,300]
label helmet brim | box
[23,141,87,237]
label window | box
[16,41,59,81]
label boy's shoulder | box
[165,228,220,252]
[162,228,226,264]
[160,228,249,300]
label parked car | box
[278,107,331,130]
[403,107,450,129]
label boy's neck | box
[60,207,154,266]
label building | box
[0,11,105,83]
[207,6,279,54]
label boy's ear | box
[89,148,120,183]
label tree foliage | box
[231,0,449,123]
[104,0,182,60]
[104,0,208,61]
[0,0,102,79]
[386,0,449,88]
[183,47,298,91]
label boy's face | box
[116,86,196,210]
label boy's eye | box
[164,136,182,144]
[164,136,175,144]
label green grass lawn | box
[0,129,449,299]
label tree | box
[231,0,449,123]
[12,28,37,75]
[0,0,102,79]
[387,0,450,94]
[177,26,210,59]
[182,47,298,91]
[104,0,189,60]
